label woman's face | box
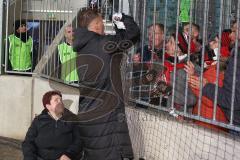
[46,95,64,115]
[166,36,177,55]
[192,27,199,39]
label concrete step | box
[0,136,23,160]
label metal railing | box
[0,0,4,75]
[2,0,88,75]
[1,0,117,77]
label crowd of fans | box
[132,20,240,128]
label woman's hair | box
[77,7,102,28]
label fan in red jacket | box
[163,33,197,84]
[204,31,232,67]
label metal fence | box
[1,0,119,77]
[0,0,4,75]
[2,0,83,75]
[128,0,240,132]
[1,0,240,132]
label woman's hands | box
[184,61,208,89]
[184,61,195,76]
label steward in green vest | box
[58,26,79,83]
[9,20,33,71]
[180,0,191,23]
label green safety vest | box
[8,34,33,71]
[180,0,191,23]
[58,42,79,82]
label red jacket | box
[163,53,185,84]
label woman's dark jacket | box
[22,109,82,160]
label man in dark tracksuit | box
[202,45,240,125]
[72,8,140,160]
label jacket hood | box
[73,28,96,52]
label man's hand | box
[59,154,71,160]
[184,61,195,76]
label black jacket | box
[72,14,140,160]
[22,109,82,160]
[203,46,240,125]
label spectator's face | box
[192,26,199,39]
[89,16,104,35]
[166,36,177,55]
[148,25,164,49]
[229,31,237,43]
[65,26,73,40]
[209,37,219,50]
[230,22,240,42]
[231,22,237,33]
[46,95,64,115]
[230,22,237,42]
[184,24,199,39]
[17,24,27,33]
[183,24,190,35]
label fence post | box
[0,0,4,75]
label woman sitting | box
[22,91,82,160]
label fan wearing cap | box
[22,90,82,160]
[8,19,33,71]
